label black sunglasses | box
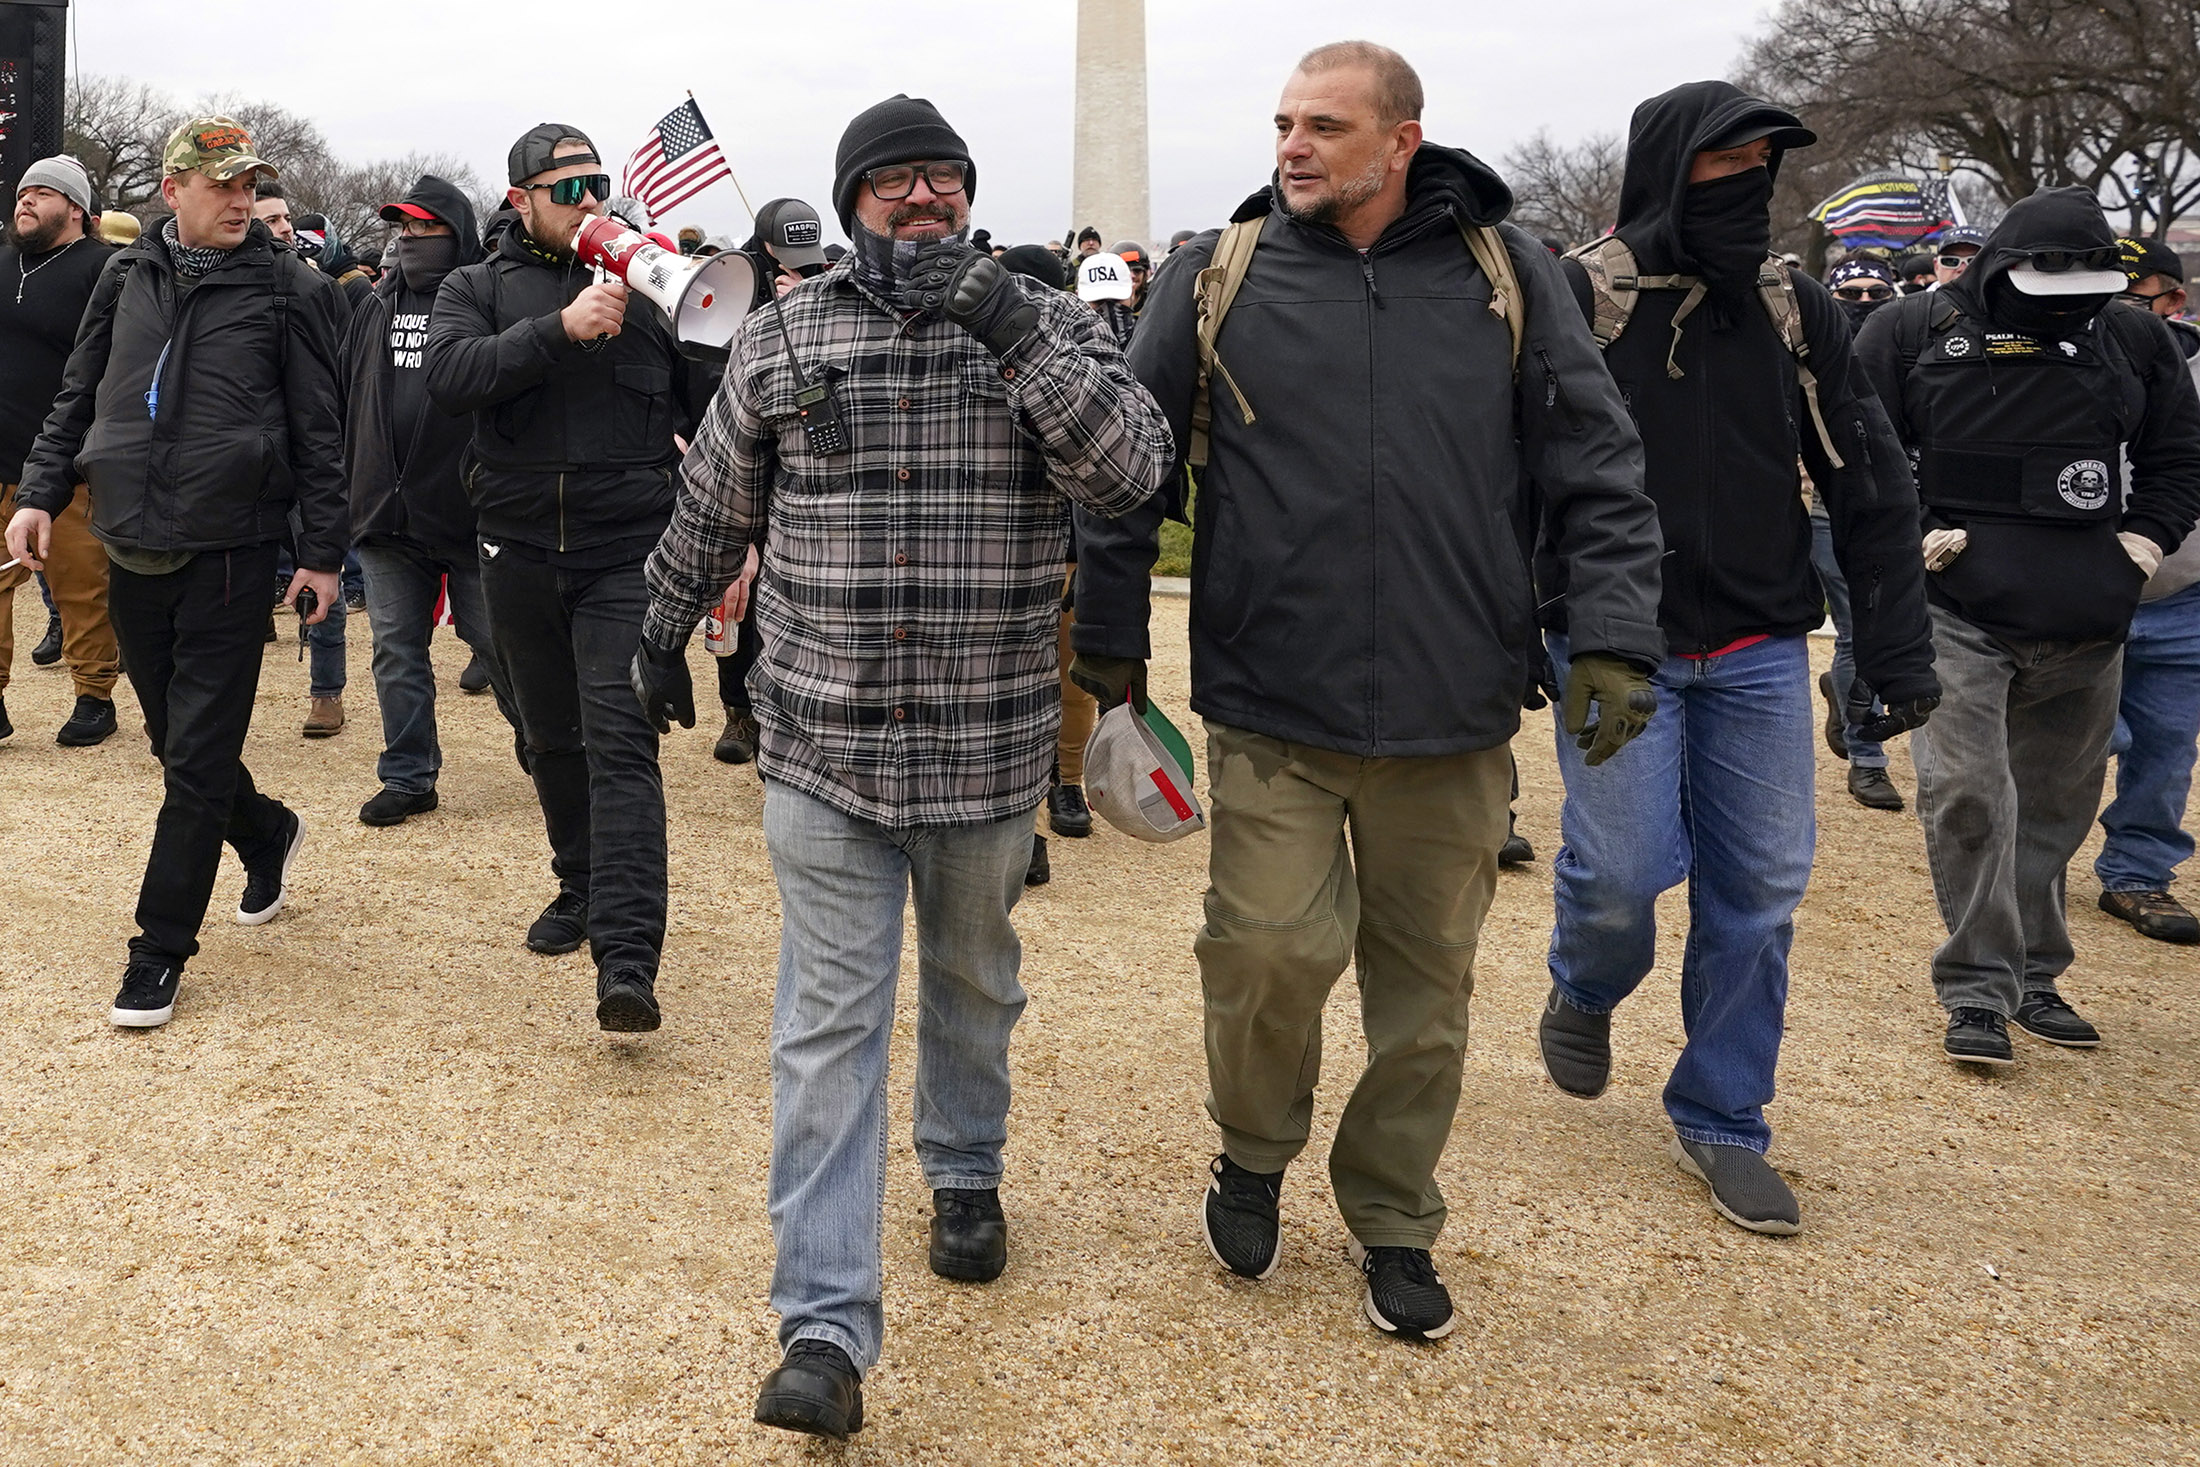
[864,162,968,201]
[525,174,610,207]
[1834,283,1894,301]
[2024,247,2120,274]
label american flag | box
[621,98,733,217]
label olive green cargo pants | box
[1197,721,1511,1248]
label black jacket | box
[1855,187,2200,643]
[0,236,113,482]
[424,224,709,554]
[1075,144,1665,758]
[345,176,484,560]
[17,220,350,570]
[1549,80,1936,702]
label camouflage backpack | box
[1188,214,1526,468]
[1565,235,1845,468]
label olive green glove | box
[1562,652,1657,767]
[1068,654,1148,713]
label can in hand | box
[702,603,729,657]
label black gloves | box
[1069,654,1148,713]
[1562,652,1657,767]
[630,639,696,735]
[1846,677,1938,743]
[903,239,1041,357]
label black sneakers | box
[2013,990,2101,1048]
[56,695,118,747]
[755,1339,863,1439]
[1819,672,1848,760]
[359,787,438,827]
[1202,1153,1283,1280]
[110,961,180,1028]
[2099,888,2200,944]
[1537,986,1612,1098]
[1498,827,1534,868]
[1349,1241,1456,1340]
[1025,833,1050,887]
[1944,1007,2014,1066]
[0,693,12,741]
[236,809,306,925]
[929,1187,1009,1282]
[31,616,63,666]
[459,653,491,694]
[526,890,588,954]
[1048,782,1093,838]
[596,967,661,1033]
[713,708,759,765]
[1846,765,1904,811]
[1670,1137,1802,1235]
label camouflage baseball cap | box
[162,116,278,182]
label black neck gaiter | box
[1678,168,1775,296]
[850,224,966,297]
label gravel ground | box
[0,585,2193,1466]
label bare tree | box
[1499,130,1624,249]
[63,75,173,215]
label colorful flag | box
[1810,171,1958,250]
[620,99,733,218]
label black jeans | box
[714,599,759,710]
[480,542,667,975]
[107,545,293,968]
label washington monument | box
[1072,0,1152,248]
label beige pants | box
[1197,720,1512,1247]
[0,483,119,700]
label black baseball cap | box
[2118,236,2185,284]
[508,123,600,187]
[1705,106,1816,154]
[755,197,829,270]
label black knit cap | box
[832,95,975,234]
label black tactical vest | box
[1903,308,2140,525]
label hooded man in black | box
[1075,41,1665,1339]
[1536,80,1938,1237]
[344,174,521,828]
[1855,187,2200,1065]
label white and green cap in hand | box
[1083,701,1205,843]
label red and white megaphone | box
[572,215,756,349]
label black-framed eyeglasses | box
[2023,246,2120,274]
[1834,283,1894,301]
[525,174,609,207]
[863,161,968,201]
[1935,252,1975,269]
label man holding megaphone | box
[425,123,714,1035]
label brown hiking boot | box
[303,694,345,738]
[2098,889,2200,944]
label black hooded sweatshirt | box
[344,175,484,560]
[1074,143,1666,757]
[1855,186,2200,643]
[1548,80,1936,703]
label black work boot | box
[754,1339,863,1439]
[1847,764,1903,811]
[929,1187,1009,1282]
[1048,781,1093,838]
[31,616,63,666]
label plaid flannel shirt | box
[644,256,1173,828]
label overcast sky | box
[73,0,1777,244]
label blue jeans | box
[761,782,1032,1374]
[277,544,346,698]
[1809,509,1884,767]
[357,540,516,795]
[2097,583,2200,893]
[1546,632,1816,1153]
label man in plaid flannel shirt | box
[634,95,1171,1440]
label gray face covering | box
[850,222,966,295]
[396,233,459,293]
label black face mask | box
[396,234,460,293]
[1983,273,2113,341]
[1839,296,1888,331]
[1679,168,1775,290]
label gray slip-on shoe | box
[1537,986,1611,1098]
[1670,1136,1801,1236]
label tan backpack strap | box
[1662,281,1708,380]
[1460,223,1525,377]
[1565,236,1638,349]
[1759,259,1844,468]
[1188,216,1266,469]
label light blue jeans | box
[761,781,1033,1374]
[1546,632,1816,1154]
[2096,581,2200,894]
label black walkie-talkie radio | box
[769,293,848,456]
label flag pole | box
[691,90,758,223]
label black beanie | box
[832,95,976,235]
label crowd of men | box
[3,37,2197,1443]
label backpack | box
[1187,214,1527,468]
[1565,234,1844,468]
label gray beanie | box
[16,155,93,216]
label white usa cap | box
[1078,251,1134,302]
[1084,702,1204,843]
